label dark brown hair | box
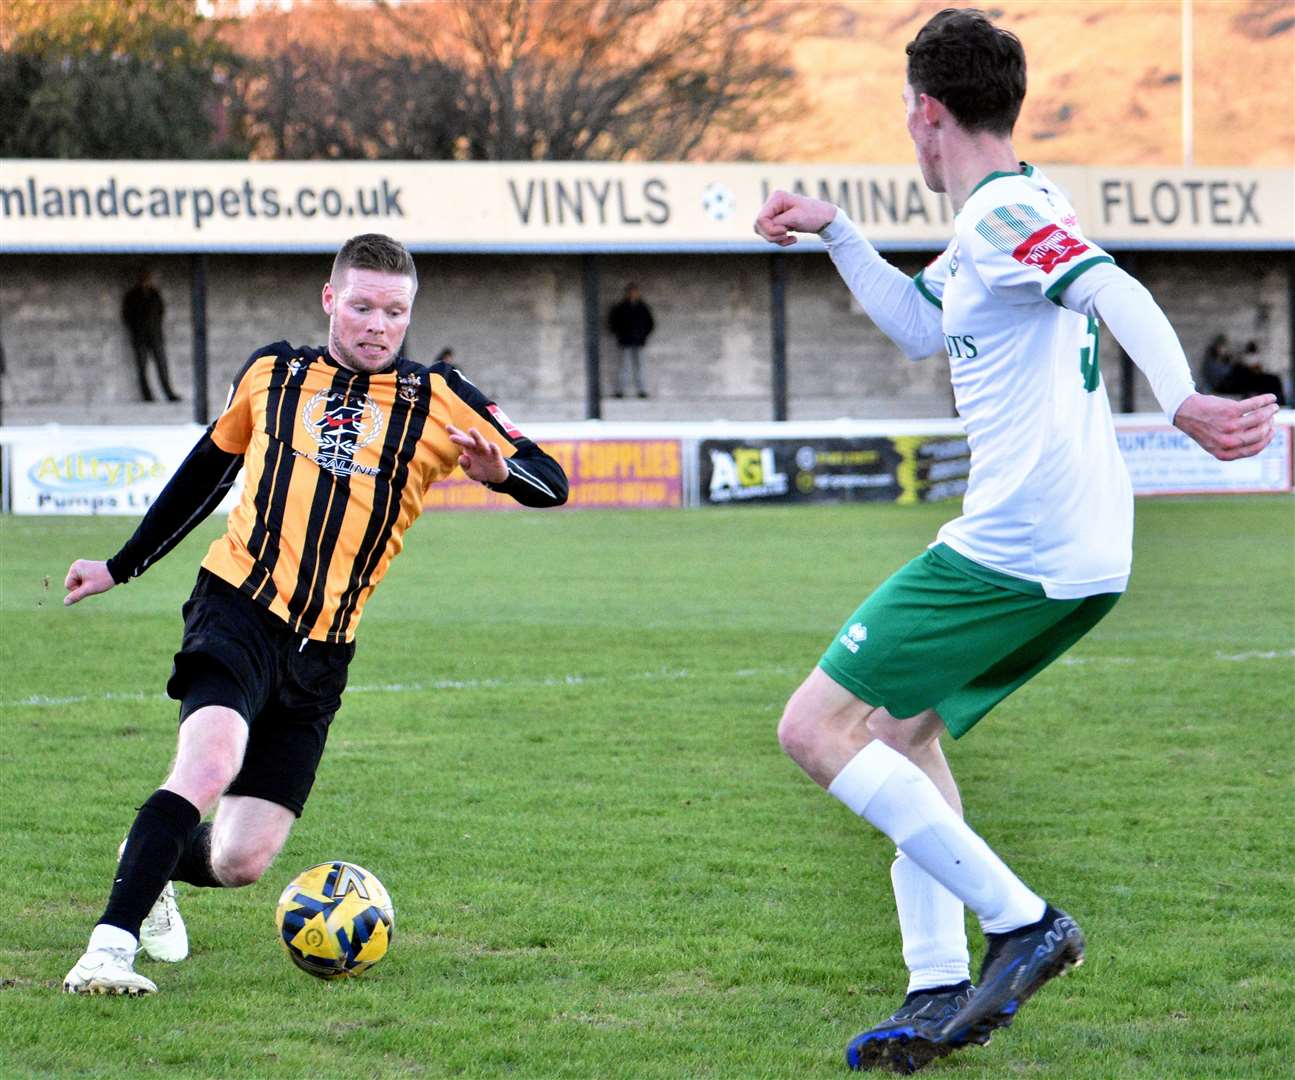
[906,9,1026,135]
[331,233,418,291]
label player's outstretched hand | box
[447,424,509,484]
[64,559,115,606]
[1173,392,1280,461]
[753,190,839,247]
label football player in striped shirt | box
[62,234,568,995]
[754,8,1278,1072]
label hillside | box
[779,0,1294,166]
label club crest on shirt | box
[300,389,384,477]
[1011,224,1089,273]
[397,372,422,404]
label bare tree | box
[221,4,468,160]
[379,0,801,161]
[29,0,805,163]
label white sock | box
[829,741,1046,934]
[88,923,137,956]
[891,852,971,994]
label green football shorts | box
[818,543,1121,738]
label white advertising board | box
[1117,422,1292,496]
[4,425,243,515]
[2,160,1291,253]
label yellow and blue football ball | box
[274,861,394,980]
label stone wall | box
[0,249,1288,426]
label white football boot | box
[119,838,190,962]
[63,947,157,996]
[140,880,188,961]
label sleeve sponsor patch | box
[487,403,524,440]
[974,203,1090,273]
[1010,224,1089,273]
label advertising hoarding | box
[1117,423,1291,496]
[5,425,242,515]
[699,435,971,506]
[4,160,1291,253]
[2,417,1288,514]
[421,438,683,511]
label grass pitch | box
[1,498,1292,1079]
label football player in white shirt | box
[753,7,1278,1073]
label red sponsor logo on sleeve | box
[1011,224,1089,273]
[487,403,524,440]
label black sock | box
[172,821,223,888]
[100,789,200,937]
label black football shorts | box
[166,569,356,817]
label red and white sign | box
[1012,224,1089,272]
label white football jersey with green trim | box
[913,165,1131,599]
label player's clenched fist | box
[753,190,840,246]
[63,558,115,606]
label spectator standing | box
[122,269,181,403]
[608,284,654,398]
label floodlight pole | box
[190,253,210,424]
[1181,0,1194,166]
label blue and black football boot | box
[845,981,981,1073]
[938,904,1085,1048]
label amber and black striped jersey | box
[107,342,567,642]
